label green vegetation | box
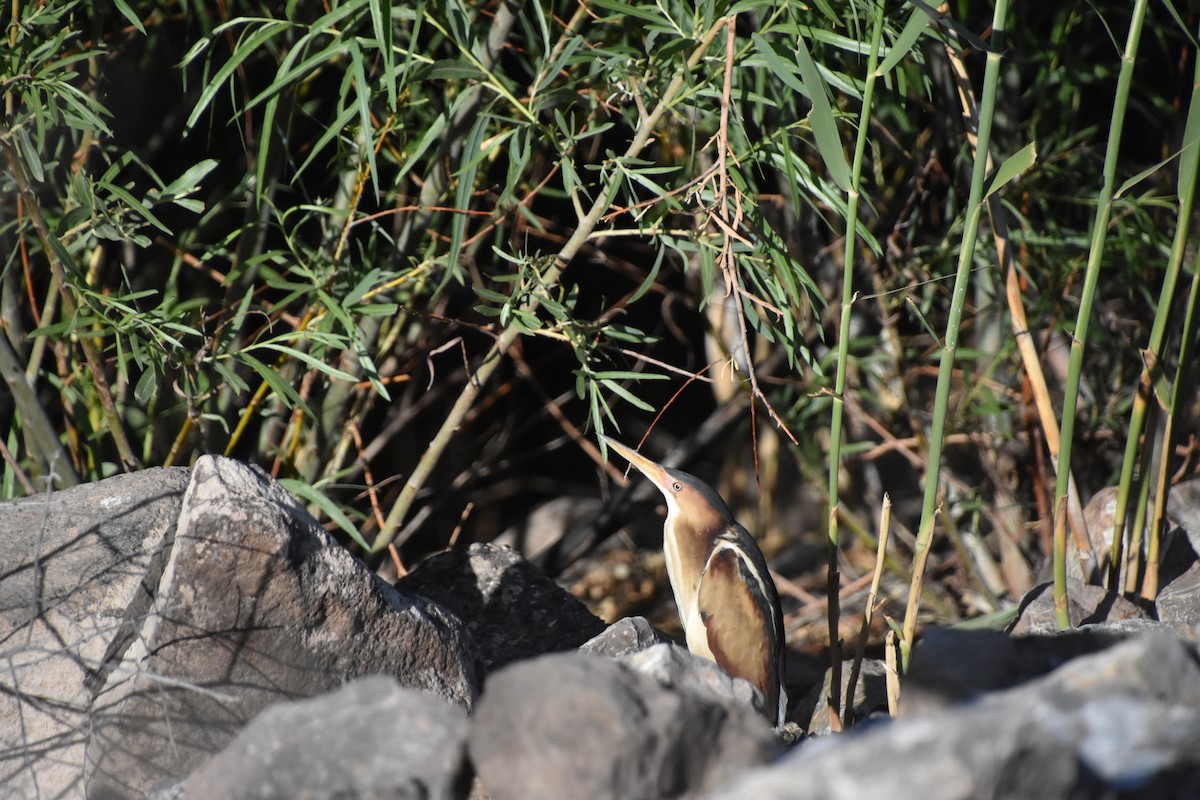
[3,0,1198,695]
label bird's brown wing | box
[695,526,786,725]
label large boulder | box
[469,651,780,800]
[84,456,482,798]
[0,466,190,799]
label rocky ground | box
[3,456,1200,799]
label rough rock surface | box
[1008,578,1150,635]
[0,467,191,800]
[1157,560,1200,626]
[706,631,1200,799]
[620,642,766,718]
[580,615,672,658]
[85,456,481,798]
[398,542,606,671]
[182,675,470,800]
[12,460,1200,800]
[469,651,780,800]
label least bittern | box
[601,435,787,726]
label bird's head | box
[600,435,734,535]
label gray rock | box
[398,542,606,671]
[1158,561,1200,626]
[0,467,190,800]
[705,695,1079,800]
[1168,478,1200,554]
[85,456,481,798]
[1083,616,1198,641]
[1009,579,1149,635]
[469,651,780,800]
[794,658,889,735]
[580,615,672,658]
[182,676,470,800]
[705,632,1200,799]
[620,642,766,718]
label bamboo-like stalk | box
[899,0,1011,669]
[845,493,891,728]
[371,16,730,552]
[824,0,885,727]
[1054,0,1149,621]
[1135,31,1200,600]
[943,33,1095,578]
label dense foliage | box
[3,1,1198,651]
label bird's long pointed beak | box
[600,435,672,490]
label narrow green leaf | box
[794,34,851,191]
[369,0,396,110]
[1115,153,1172,199]
[440,105,491,291]
[295,104,359,180]
[279,478,372,551]
[1178,79,1200,203]
[878,6,934,76]
[983,142,1037,200]
[250,343,359,382]
[112,0,146,34]
[160,159,219,199]
[750,33,807,97]
[239,352,313,419]
[186,21,292,130]
[395,113,447,184]
[348,40,380,193]
[592,371,668,381]
[600,379,656,412]
[98,181,172,235]
[631,245,666,303]
[590,0,664,23]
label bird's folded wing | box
[696,536,781,716]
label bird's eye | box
[672,482,683,492]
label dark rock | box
[398,542,606,671]
[0,466,191,799]
[85,456,481,798]
[580,615,672,658]
[620,642,766,717]
[469,651,779,800]
[182,676,470,800]
[706,632,1200,799]
[901,626,1125,715]
[1008,578,1149,635]
[794,658,889,735]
